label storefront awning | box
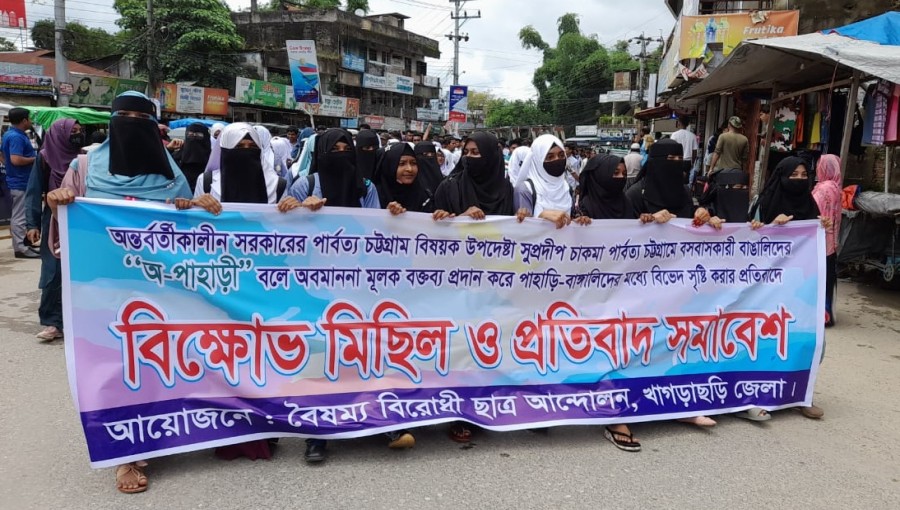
[683,31,900,99]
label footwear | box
[449,423,472,443]
[304,441,326,463]
[604,426,641,452]
[386,430,415,449]
[825,311,835,328]
[736,407,771,422]
[35,326,63,341]
[14,250,40,259]
[678,415,717,427]
[800,404,824,419]
[115,463,148,494]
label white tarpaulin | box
[684,32,900,98]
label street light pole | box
[54,0,69,106]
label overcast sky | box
[6,0,675,100]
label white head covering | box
[507,146,532,185]
[520,134,570,216]
[211,122,226,140]
[439,148,453,176]
[252,125,275,177]
[208,122,280,203]
[270,136,293,179]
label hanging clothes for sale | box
[885,82,900,145]
[862,84,877,145]
[871,79,892,146]
[827,92,847,156]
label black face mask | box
[783,177,810,196]
[464,156,490,178]
[605,176,627,193]
[69,133,86,149]
[220,147,266,204]
[543,159,567,177]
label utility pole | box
[54,0,69,106]
[629,32,663,107]
[146,0,157,98]
[446,0,480,85]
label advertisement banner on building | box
[69,75,147,108]
[203,88,229,117]
[423,76,440,88]
[175,85,205,114]
[287,40,322,104]
[158,84,177,112]
[362,115,385,130]
[680,10,799,59]
[342,52,366,73]
[383,116,406,132]
[299,96,360,119]
[0,0,26,29]
[0,74,54,96]
[340,118,359,129]
[235,77,295,110]
[60,200,823,468]
[449,85,468,123]
[0,62,42,76]
[362,73,414,96]
[416,108,442,122]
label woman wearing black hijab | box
[174,123,211,189]
[433,131,513,220]
[281,128,380,211]
[375,142,434,213]
[355,129,380,180]
[746,156,829,422]
[751,156,821,226]
[412,141,445,196]
[576,154,631,220]
[627,138,694,219]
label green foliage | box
[485,98,551,128]
[0,37,16,52]
[274,0,369,10]
[114,0,244,88]
[520,13,646,126]
[31,19,123,61]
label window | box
[699,0,774,14]
[368,48,378,62]
[416,61,427,76]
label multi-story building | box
[231,8,442,130]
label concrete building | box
[231,8,441,129]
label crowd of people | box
[0,92,840,494]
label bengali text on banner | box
[60,199,825,467]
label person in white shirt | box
[670,116,699,183]
[623,143,643,189]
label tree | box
[519,13,642,126]
[0,37,16,52]
[485,99,551,128]
[31,19,124,61]
[275,0,369,11]
[114,0,244,89]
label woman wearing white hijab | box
[506,145,531,185]
[270,136,293,181]
[193,122,286,204]
[514,134,589,228]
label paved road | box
[1,251,899,510]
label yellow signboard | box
[680,10,800,60]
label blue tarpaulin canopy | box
[166,118,224,130]
[823,12,900,46]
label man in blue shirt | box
[1,107,38,258]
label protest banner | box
[60,199,824,468]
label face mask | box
[69,133,86,149]
[783,177,809,195]
[221,147,262,171]
[543,159,567,177]
[604,176,627,193]
[325,150,356,170]
[464,156,490,177]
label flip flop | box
[604,427,642,452]
[737,407,771,422]
[115,463,148,494]
[449,423,472,443]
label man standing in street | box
[670,116,698,181]
[707,116,750,176]
[623,142,643,189]
[286,126,301,162]
[2,107,38,259]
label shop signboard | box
[69,75,147,108]
[680,10,799,59]
[0,73,53,96]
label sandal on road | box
[449,423,472,443]
[116,463,148,494]
[604,427,641,452]
[737,407,771,422]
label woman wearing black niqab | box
[355,129,380,180]
[628,138,693,218]
[751,156,820,224]
[433,131,514,218]
[375,142,434,213]
[174,123,211,189]
[413,141,445,196]
[576,154,631,220]
[311,128,368,208]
